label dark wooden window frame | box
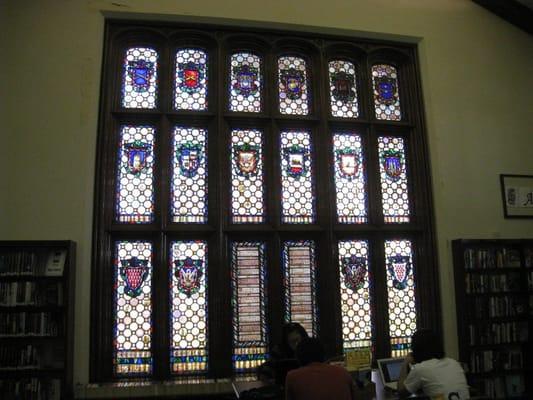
[91,19,441,382]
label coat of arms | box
[233,65,259,97]
[336,148,360,180]
[331,71,356,102]
[234,144,259,177]
[120,257,149,298]
[124,141,151,176]
[280,68,305,100]
[174,257,203,297]
[375,76,396,105]
[382,150,403,181]
[342,255,367,291]
[177,142,202,178]
[127,59,154,92]
[179,62,204,93]
[284,145,308,178]
[387,255,411,290]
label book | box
[505,374,525,397]
[45,250,67,276]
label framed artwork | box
[500,174,533,218]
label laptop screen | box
[379,358,403,383]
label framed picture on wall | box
[500,174,533,218]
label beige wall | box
[1,0,532,386]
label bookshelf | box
[0,241,76,400]
[452,239,532,399]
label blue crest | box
[284,145,308,178]
[174,257,203,297]
[120,257,149,298]
[177,142,202,178]
[342,255,367,291]
[127,59,154,92]
[281,68,305,100]
[233,64,259,96]
[124,141,151,176]
[387,255,411,290]
[382,150,403,181]
[375,76,396,105]
[332,71,355,102]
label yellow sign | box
[345,349,371,371]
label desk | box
[231,371,427,400]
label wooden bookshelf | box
[0,241,76,400]
[452,239,532,399]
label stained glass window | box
[329,60,359,118]
[378,136,411,223]
[385,239,417,358]
[333,133,367,223]
[175,49,208,111]
[278,56,310,115]
[282,240,318,336]
[170,241,208,374]
[338,240,372,350]
[229,53,262,113]
[280,131,316,224]
[171,127,208,223]
[372,64,401,121]
[116,126,155,223]
[231,129,265,223]
[122,47,158,109]
[231,242,268,372]
[114,241,153,375]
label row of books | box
[0,312,60,336]
[468,321,528,345]
[528,271,533,290]
[463,248,521,270]
[474,375,525,398]
[469,349,523,373]
[0,282,63,306]
[0,378,61,400]
[465,272,521,293]
[0,250,66,277]
[467,296,525,318]
[0,344,40,369]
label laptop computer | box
[377,357,404,391]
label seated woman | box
[398,329,469,399]
[258,322,309,385]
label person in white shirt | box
[398,329,469,400]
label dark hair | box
[295,337,325,366]
[411,329,444,363]
[280,322,309,358]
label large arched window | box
[91,20,440,381]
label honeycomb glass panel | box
[229,52,262,113]
[338,240,372,350]
[114,241,153,376]
[282,240,318,336]
[231,242,268,372]
[175,49,208,111]
[378,136,411,223]
[231,129,265,223]
[329,60,359,118]
[372,64,401,121]
[171,127,208,223]
[278,56,310,115]
[122,47,158,109]
[170,241,208,374]
[333,133,367,223]
[115,126,155,223]
[280,131,316,224]
[385,239,417,358]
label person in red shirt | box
[285,337,357,400]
